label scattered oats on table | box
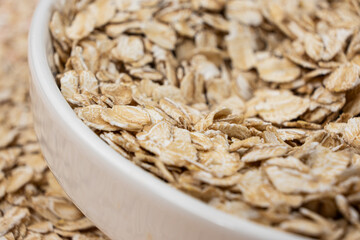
[51,0,360,238]
[0,0,108,239]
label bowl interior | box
[29,1,306,239]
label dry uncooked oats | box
[50,0,360,239]
[0,0,108,239]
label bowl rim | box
[28,1,305,239]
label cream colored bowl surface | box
[28,1,306,239]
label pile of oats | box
[0,0,108,239]
[51,0,360,238]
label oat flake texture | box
[51,0,360,239]
[0,0,109,239]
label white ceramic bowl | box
[28,1,306,239]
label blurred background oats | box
[0,0,108,239]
